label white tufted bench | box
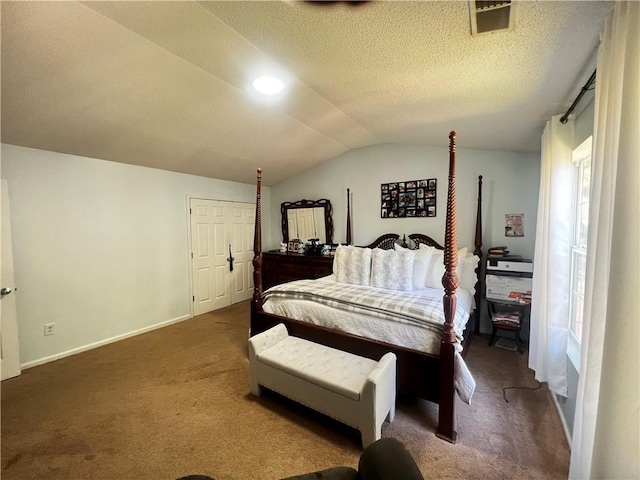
[248,323,396,448]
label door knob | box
[227,244,235,272]
[1,287,12,296]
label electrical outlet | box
[44,323,55,336]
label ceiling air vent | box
[469,1,514,36]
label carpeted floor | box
[1,301,569,479]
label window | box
[568,136,592,367]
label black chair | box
[177,438,424,480]
[281,437,425,480]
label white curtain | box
[570,2,640,479]
[528,115,574,397]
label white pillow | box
[424,246,468,290]
[334,245,372,286]
[394,243,430,290]
[371,248,415,291]
[460,253,480,294]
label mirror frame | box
[281,199,334,245]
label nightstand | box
[487,299,530,354]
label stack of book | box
[492,312,520,327]
[488,246,510,257]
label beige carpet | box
[1,301,569,480]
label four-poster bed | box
[250,132,483,443]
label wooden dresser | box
[262,251,334,290]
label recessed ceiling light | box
[252,76,284,95]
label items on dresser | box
[261,251,333,290]
[305,237,324,255]
[287,239,303,253]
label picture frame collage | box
[381,178,437,218]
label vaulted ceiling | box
[1,1,613,185]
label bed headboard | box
[408,233,444,250]
[362,233,400,250]
[363,233,444,250]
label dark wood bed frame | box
[250,132,483,444]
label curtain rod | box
[560,69,597,124]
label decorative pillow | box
[460,253,480,294]
[424,246,468,290]
[394,243,430,290]
[370,248,415,291]
[334,245,372,286]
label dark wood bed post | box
[437,131,459,444]
[251,168,263,320]
[473,175,483,335]
[346,188,352,245]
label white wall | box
[270,143,540,258]
[1,144,269,367]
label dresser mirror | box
[281,199,334,245]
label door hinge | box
[191,252,193,259]
[189,208,192,215]
[192,296,195,302]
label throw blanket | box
[262,279,470,343]
[455,351,476,405]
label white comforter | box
[261,276,473,355]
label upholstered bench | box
[248,324,397,448]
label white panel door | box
[297,208,316,241]
[190,199,255,315]
[229,203,255,304]
[287,210,298,240]
[313,208,326,243]
[1,180,21,380]
[210,202,231,311]
[190,199,231,315]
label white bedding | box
[262,275,473,355]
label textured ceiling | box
[1,1,613,186]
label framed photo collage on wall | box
[381,178,437,218]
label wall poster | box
[505,213,524,237]
[381,178,437,218]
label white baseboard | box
[550,390,573,448]
[20,314,192,370]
